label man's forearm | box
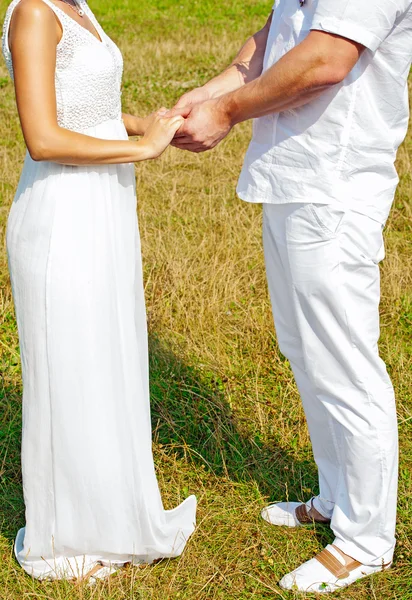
[202,12,273,99]
[219,31,363,125]
[170,31,363,153]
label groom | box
[170,0,412,593]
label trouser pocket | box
[307,203,346,238]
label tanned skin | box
[169,13,364,152]
[9,0,184,164]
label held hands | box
[140,87,234,158]
[168,88,234,153]
[173,86,212,112]
[141,108,185,159]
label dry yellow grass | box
[0,1,411,598]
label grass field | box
[1,0,411,598]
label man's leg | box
[263,205,339,520]
[262,202,398,590]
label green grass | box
[1,0,412,598]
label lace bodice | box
[2,0,123,132]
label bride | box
[2,0,196,582]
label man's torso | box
[237,0,412,223]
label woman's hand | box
[139,107,168,135]
[123,108,169,137]
[140,111,185,159]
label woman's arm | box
[122,111,170,137]
[122,113,148,137]
[9,0,182,164]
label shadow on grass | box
[0,334,329,547]
[0,379,24,544]
[149,335,321,505]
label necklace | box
[58,0,85,17]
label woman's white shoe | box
[279,544,392,593]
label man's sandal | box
[279,544,392,593]
[261,498,331,528]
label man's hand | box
[169,98,233,152]
[173,86,211,111]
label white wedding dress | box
[2,0,196,580]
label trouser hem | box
[332,538,395,567]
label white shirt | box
[237,0,412,223]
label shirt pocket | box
[280,0,315,39]
[265,0,314,69]
[264,15,294,67]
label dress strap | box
[2,0,22,62]
[35,0,73,23]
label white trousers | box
[262,202,398,566]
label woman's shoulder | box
[7,0,60,49]
[9,0,58,31]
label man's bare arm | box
[203,11,273,97]
[172,12,273,111]
[171,31,364,152]
[221,30,364,124]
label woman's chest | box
[55,27,123,83]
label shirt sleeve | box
[311,0,411,52]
